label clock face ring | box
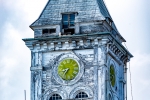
[53,53,84,85]
[57,58,79,80]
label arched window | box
[75,92,88,99]
[49,94,62,100]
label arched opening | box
[75,92,88,99]
[49,94,62,100]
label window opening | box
[62,14,75,28]
[43,29,49,34]
[62,13,75,35]
[42,29,56,34]
[75,92,88,99]
[64,28,75,35]
[50,29,56,33]
[49,94,62,100]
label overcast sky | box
[0,0,150,100]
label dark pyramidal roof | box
[30,0,122,39]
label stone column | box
[99,66,106,100]
[31,52,35,67]
[98,69,102,100]
[38,52,42,66]
[35,52,38,66]
[124,64,128,100]
[30,67,43,100]
[31,71,35,100]
[99,39,108,100]
[35,70,42,100]
[30,51,43,100]
[93,45,98,100]
[31,52,35,100]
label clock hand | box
[110,75,114,81]
[66,68,69,71]
[63,68,69,76]
[64,68,68,74]
[62,68,69,71]
[62,69,66,72]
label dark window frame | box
[42,28,56,34]
[75,92,88,99]
[62,13,75,29]
[49,94,62,100]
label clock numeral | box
[70,60,73,64]
[63,61,66,64]
[74,67,79,70]
[73,71,77,74]
[67,76,70,80]
[73,64,77,66]
[67,59,70,63]
[71,74,75,77]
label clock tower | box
[23,0,133,100]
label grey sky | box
[105,0,150,100]
[0,0,150,100]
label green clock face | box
[110,65,116,87]
[57,58,79,80]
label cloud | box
[0,0,48,100]
[0,22,31,100]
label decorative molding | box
[43,88,68,100]
[84,67,94,86]
[30,66,43,71]
[53,52,84,85]
[108,43,128,64]
[69,85,93,99]
[24,35,111,52]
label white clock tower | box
[23,0,133,100]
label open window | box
[62,13,75,35]
[42,28,56,34]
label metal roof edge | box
[30,0,50,27]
